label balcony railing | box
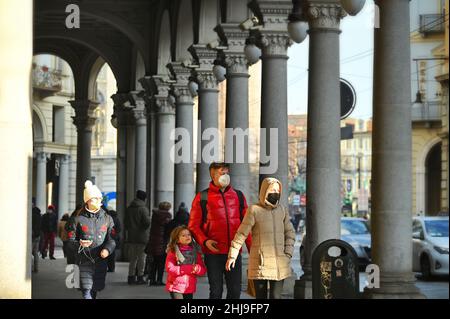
[32,64,62,92]
[412,101,441,122]
[419,14,445,35]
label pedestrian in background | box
[41,204,58,260]
[146,201,172,286]
[124,190,151,285]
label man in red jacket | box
[188,162,251,299]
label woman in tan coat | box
[226,177,296,299]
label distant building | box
[410,0,448,216]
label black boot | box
[136,276,146,285]
[128,276,137,285]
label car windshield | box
[424,220,449,237]
[341,220,370,235]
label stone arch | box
[32,104,48,143]
[198,0,220,43]
[416,136,442,215]
[34,32,124,95]
[175,0,195,61]
[158,10,172,74]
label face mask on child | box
[266,193,280,205]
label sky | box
[287,1,375,119]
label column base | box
[363,272,426,299]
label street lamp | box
[244,32,262,64]
[213,63,226,82]
[340,0,366,16]
[288,0,309,44]
[188,78,198,97]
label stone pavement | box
[32,236,448,299]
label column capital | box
[196,70,219,90]
[36,152,49,162]
[129,90,147,125]
[306,1,346,30]
[260,33,292,56]
[168,62,195,103]
[189,44,219,90]
[153,76,176,115]
[70,100,99,131]
[224,53,249,75]
[60,154,70,163]
[111,93,133,128]
[215,24,250,75]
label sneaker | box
[50,256,56,260]
[136,276,146,285]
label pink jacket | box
[165,249,207,294]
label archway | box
[425,142,442,216]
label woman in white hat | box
[65,180,116,299]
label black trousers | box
[149,254,166,283]
[107,251,116,271]
[170,292,193,299]
[253,279,284,299]
[204,254,242,299]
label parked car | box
[412,216,449,279]
[299,217,371,268]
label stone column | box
[58,154,70,219]
[365,0,424,299]
[257,2,292,209]
[130,91,147,193]
[296,1,345,299]
[111,93,132,246]
[139,76,158,211]
[217,24,251,198]
[190,45,220,193]
[70,100,98,205]
[153,76,176,209]
[169,63,195,211]
[35,152,48,213]
[0,0,33,297]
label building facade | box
[410,0,449,216]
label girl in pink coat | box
[165,225,206,299]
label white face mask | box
[218,174,230,188]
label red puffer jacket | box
[188,182,252,254]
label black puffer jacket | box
[124,198,151,244]
[41,212,58,233]
[65,207,116,291]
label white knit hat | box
[83,180,103,203]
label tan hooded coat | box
[228,177,296,281]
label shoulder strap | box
[200,188,209,224]
[235,189,244,221]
